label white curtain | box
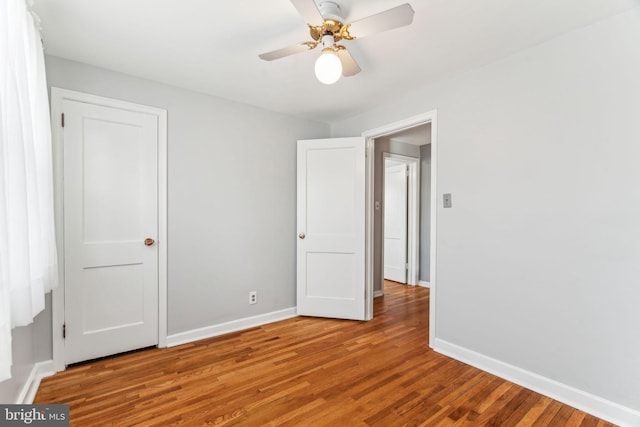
[0,0,58,382]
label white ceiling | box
[388,123,431,146]
[32,0,638,123]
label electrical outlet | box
[249,291,257,305]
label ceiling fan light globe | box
[315,51,342,85]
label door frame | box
[50,88,168,371]
[382,153,420,288]
[363,110,437,346]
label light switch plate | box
[443,193,452,208]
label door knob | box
[298,233,305,239]
[144,238,155,246]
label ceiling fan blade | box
[290,0,324,24]
[338,48,361,77]
[259,42,314,61]
[347,3,414,39]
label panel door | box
[63,99,158,364]
[384,162,408,283]
[296,137,366,320]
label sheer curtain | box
[0,0,58,382]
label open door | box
[384,162,408,283]
[297,137,366,320]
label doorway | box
[382,153,421,288]
[363,111,437,346]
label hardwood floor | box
[35,281,615,426]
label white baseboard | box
[418,280,430,288]
[373,290,384,298]
[166,308,297,347]
[16,360,56,404]
[434,339,640,427]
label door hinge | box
[61,113,65,127]
[62,323,66,339]
[405,263,409,270]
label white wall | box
[44,56,329,336]
[0,326,36,403]
[0,297,51,403]
[332,7,640,418]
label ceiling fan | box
[259,0,415,84]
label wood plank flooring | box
[35,281,616,426]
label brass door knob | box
[144,238,155,246]
[298,233,305,239]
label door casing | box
[50,88,168,371]
[362,110,437,346]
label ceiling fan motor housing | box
[318,1,344,22]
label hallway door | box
[384,161,408,283]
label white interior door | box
[297,137,366,320]
[384,162,408,283]
[63,99,159,365]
